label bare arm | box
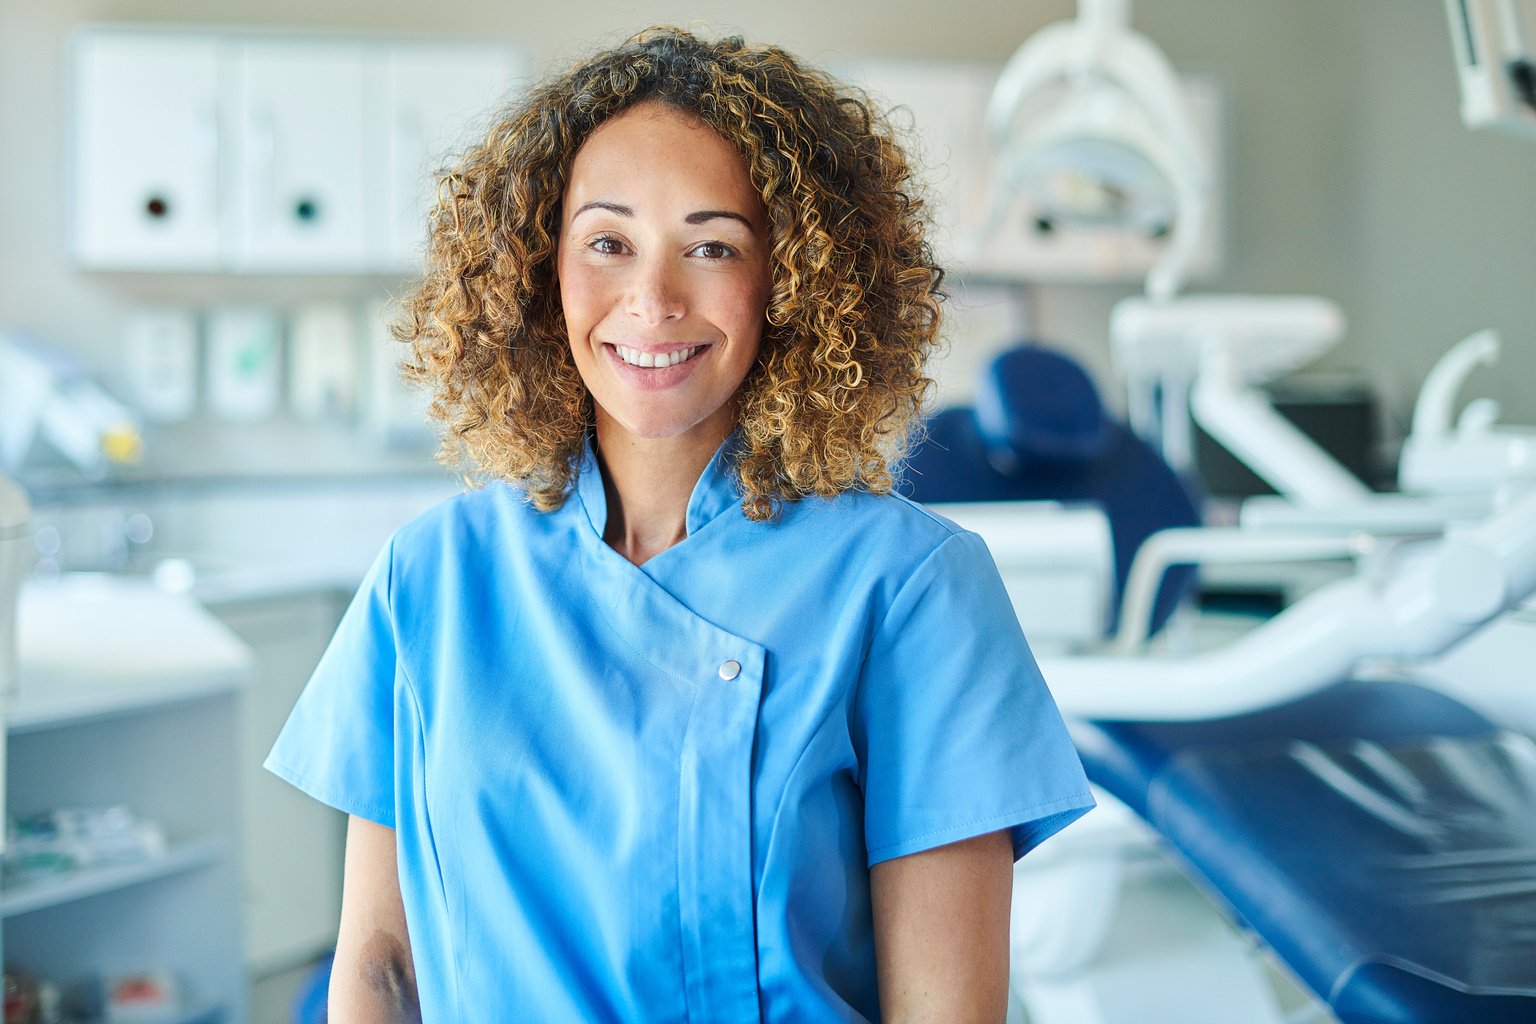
[330,815,422,1024]
[870,828,1014,1024]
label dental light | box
[976,0,1210,300]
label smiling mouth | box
[611,344,706,369]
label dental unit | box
[907,2,1536,1021]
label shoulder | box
[384,480,567,582]
[776,487,990,584]
[799,485,967,542]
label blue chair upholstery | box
[904,344,1200,635]
[292,951,332,1023]
[904,406,1020,503]
[975,343,1110,472]
[1074,681,1536,1023]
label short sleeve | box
[264,535,400,828]
[855,530,1095,867]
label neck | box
[594,416,730,566]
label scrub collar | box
[574,432,743,541]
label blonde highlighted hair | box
[395,26,944,520]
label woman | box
[266,27,1093,1023]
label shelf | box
[17,413,448,505]
[7,670,248,736]
[1,837,226,919]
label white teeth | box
[615,345,700,368]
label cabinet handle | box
[199,106,220,231]
[249,108,277,234]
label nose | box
[625,255,686,325]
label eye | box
[689,241,737,260]
[588,234,629,256]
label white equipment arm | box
[1109,294,1370,496]
[1041,484,1536,721]
[1411,329,1501,439]
[1190,344,1375,508]
[1110,527,1369,652]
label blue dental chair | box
[907,342,1536,1023]
[903,342,1202,636]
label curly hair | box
[395,26,945,521]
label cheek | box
[557,258,605,335]
[720,272,772,339]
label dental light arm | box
[1041,483,1536,721]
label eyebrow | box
[684,209,754,229]
[572,200,632,219]
[571,200,754,230]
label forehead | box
[564,102,763,217]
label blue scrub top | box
[266,437,1093,1022]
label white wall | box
[2,0,1533,462]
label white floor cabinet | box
[3,577,254,1023]
[206,588,348,979]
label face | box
[558,101,772,451]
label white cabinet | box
[70,33,223,271]
[70,27,523,274]
[3,576,254,1023]
[384,44,519,270]
[229,41,373,273]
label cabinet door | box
[70,31,223,270]
[381,44,522,273]
[230,40,372,272]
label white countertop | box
[11,574,255,733]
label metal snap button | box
[718,659,741,681]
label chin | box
[605,405,736,446]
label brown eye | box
[591,235,628,255]
[691,241,734,259]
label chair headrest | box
[974,344,1111,471]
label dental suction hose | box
[1041,484,1536,721]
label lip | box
[601,341,712,390]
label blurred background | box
[1,0,1532,1021]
